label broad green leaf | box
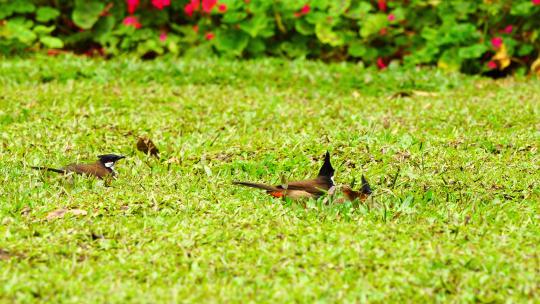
[239,16,269,38]
[5,22,36,44]
[344,1,372,19]
[247,38,266,54]
[36,7,60,22]
[295,18,314,35]
[215,30,250,56]
[40,36,64,48]
[94,15,116,43]
[222,12,248,23]
[359,14,387,38]
[33,25,55,35]
[11,0,35,13]
[315,22,343,46]
[329,0,350,16]
[72,0,104,30]
[348,41,367,57]
[458,44,487,59]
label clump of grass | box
[0,56,538,302]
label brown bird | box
[31,154,126,179]
[341,175,372,202]
[136,137,159,157]
[233,151,335,200]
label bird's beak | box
[119,155,126,159]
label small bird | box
[31,154,126,179]
[136,137,159,157]
[233,151,335,200]
[341,175,372,202]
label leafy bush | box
[1,0,539,74]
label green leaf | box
[295,18,314,35]
[222,12,248,23]
[359,14,387,38]
[215,30,250,56]
[458,44,487,59]
[348,41,367,57]
[40,36,64,48]
[329,0,350,16]
[33,25,55,36]
[36,7,60,22]
[315,22,343,46]
[344,1,372,19]
[11,0,35,13]
[94,15,116,43]
[239,16,269,38]
[5,22,36,44]
[72,0,104,30]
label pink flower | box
[123,16,141,29]
[533,0,540,5]
[487,61,497,69]
[502,25,513,34]
[202,0,217,13]
[387,14,395,21]
[184,0,200,16]
[159,32,167,42]
[205,32,215,40]
[126,0,140,14]
[491,37,503,49]
[294,4,310,17]
[151,0,170,10]
[378,0,387,12]
[218,3,227,12]
[377,57,387,69]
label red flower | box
[501,25,513,34]
[205,32,215,40]
[184,0,200,16]
[126,0,139,14]
[491,37,503,49]
[151,0,170,10]
[533,0,540,5]
[378,0,387,12]
[487,61,498,69]
[387,14,395,21]
[159,32,167,42]
[202,0,217,13]
[294,4,310,17]
[218,3,227,12]
[379,28,388,35]
[123,16,141,29]
[377,57,387,69]
[193,25,199,33]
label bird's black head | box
[317,151,334,178]
[98,154,126,165]
[361,175,372,195]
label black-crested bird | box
[31,154,126,179]
[233,151,335,200]
[341,175,372,202]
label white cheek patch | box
[331,176,335,185]
[104,162,114,168]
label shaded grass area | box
[0,56,539,302]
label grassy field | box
[0,56,539,303]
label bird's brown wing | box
[285,177,333,196]
[64,163,111,179]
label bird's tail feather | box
[233,181,279,192]
[31,166,66,174]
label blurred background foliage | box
[1,0,539,75]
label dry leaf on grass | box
[136,137,159,157]
[46,208,88,220]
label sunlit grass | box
[0,55,538,302]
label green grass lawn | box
[1,56,539,302]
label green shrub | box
[0,0,539,74]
